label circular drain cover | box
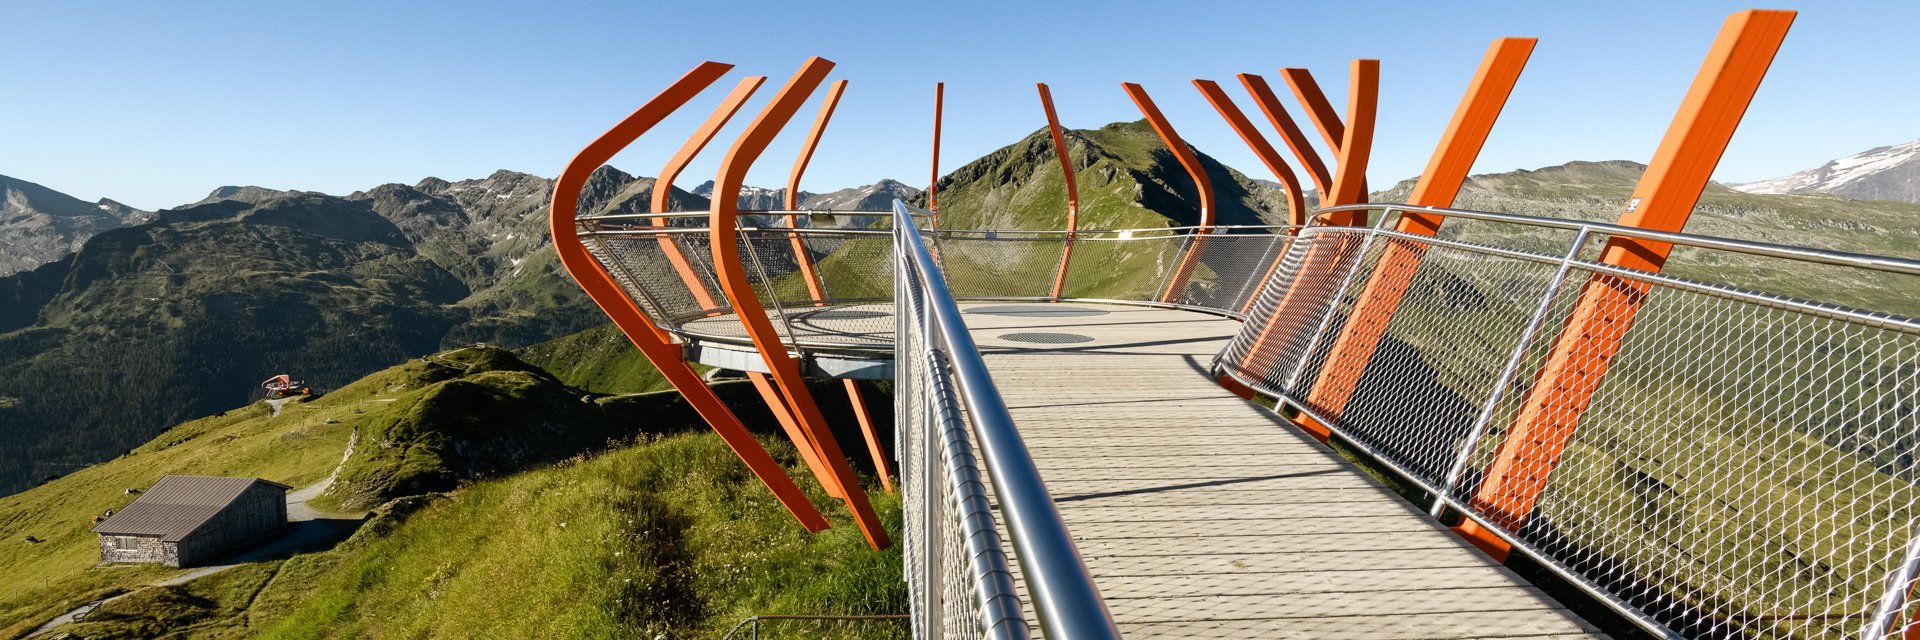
[799,308,889,320]
[998,332,1095,344]
[966,305,1110,318]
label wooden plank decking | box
[957,302,1605,639]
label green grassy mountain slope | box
[2,345,899,639]
[925,120,1295,231]
[1377,159,1920,315]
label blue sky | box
[3,1,1915,210]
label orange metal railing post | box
[1038,83,1081,299]
[1121,82,1216,304]
[1294,39,1536,440]
[709,56,890,550]
[653,76,767,311]
[548,61,828,532]
[1457,11,1795,560]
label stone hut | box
[91,475,290,567]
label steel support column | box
[1038,83,1081,300]
[1121,82,1216,304]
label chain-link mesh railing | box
[1217,204,1920,640]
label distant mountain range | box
[689,178,920,211]
[4,125,1919,497]
[0,175,151,277]
[1734,139,1920,203]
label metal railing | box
[893,200,1120,639]
[1216,203,1920,640]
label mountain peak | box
[0,174,153,276]
[1733,139,1920,204]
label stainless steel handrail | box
[1317,202,1920,277]
[894,199,1120,639]
[580,209,923,222]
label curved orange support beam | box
[1122,82,1215,303]
[1238,73,1331,197]
[652,76,767,311]
[1038,83,1079,299]
[1194,79,1305,226]
[1320,61,1380,225]
[1194,78,1310,316]
[929,82,944,216]
[1280,68,1345,156]
[779,79,846,303]
[708,56,889,550]
[548,61,828,532]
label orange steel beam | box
[1233,60,1380,439]
[548,61,828,532]
[1121,82,1216,303]
[747,371,844,498]
[1320,60,1379,226]
[844,379,895,493]
[1195,79,1306,227]
[782,80,891,488]
[1038,83,1080,299]
[1239,74,1332,197]
[653,76,767,311]
[1294,39,1536,441]
[781,79,846,303]
[1193,78,1311,316]
[1457,10,1795,561]
[929,82,944,216]
[1282,66,1359,217]
[708,56,890,550]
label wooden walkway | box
[958,302,1606,639]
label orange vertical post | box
[1239,73,1332,198]
[1295,39,1536,439]
[1457,11,1795,560]
[1282,67,1370,222]
[1121,82,1216,303]
[929,82,944,217]
[548,61,828,532]
[652,76,766,311]
[1038,83,1081,299]
[708,56,890,550]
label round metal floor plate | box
[965,305,1111,318]
[998,332,1096,344]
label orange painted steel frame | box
[1121,82,1216,304]
[1457,10,1795,560]
[653,76,767,311]
[547,61,828,532]
[1282,67,1371,225]
[1038,83,1080,300]
[783,79,896,493]
[1294,39,1536,443]
[1192,78,1309,316]
[1231,61,1379,439]
[708,56,890,550]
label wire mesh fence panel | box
[935,236,1067,300]
[1166,232,1294,315]
[578,228,730,327]
[1056,235,1188,303]
[1219,211,1920,640]
[1294,234,1575,488]
[1453,268,1920,640]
